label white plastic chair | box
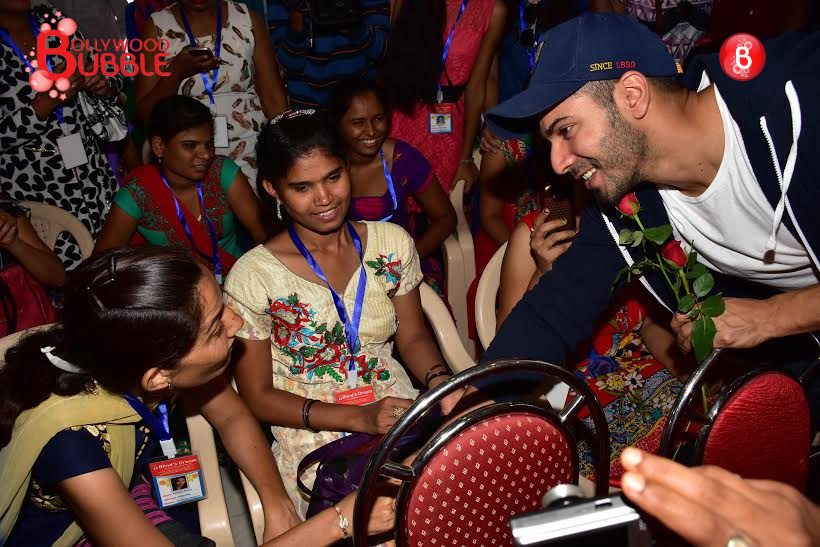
[447,179,476,355]
[475,242,506,351]
[0,326,235,546]
[21,201,94,260]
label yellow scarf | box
[0,388,142,546]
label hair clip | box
[85,285,106,311]
[41,346,87,374]
[270,109,316,126]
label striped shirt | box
[267,0,389,108]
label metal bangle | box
[424,364,449,385]
[302,398,319,433]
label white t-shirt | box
[659,83,818,291]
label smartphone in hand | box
[540,183,576,232]
[188,46,213,56]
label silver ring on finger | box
[726,534,751,547]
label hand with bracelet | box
[424,363,464,415]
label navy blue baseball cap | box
[486,12,681,137]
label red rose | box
[661,240,687,269]
[616,193,640,216]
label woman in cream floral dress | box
[225,111,463,516]
[137,0,287,184]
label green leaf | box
[693,273,715,298]
[686,263,707,280]
[618,228,635,245]
[630,231,644,248]
[643,224,673,245]
[300,346,317,358]
[686,249,699,269]
[699,294,725,317]
[678,294,697,314]
[691,316,717,363]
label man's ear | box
[141,366,173,394]
[617,71,651,121]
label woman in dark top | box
[0,246,395,545]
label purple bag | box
[297,407,440,518]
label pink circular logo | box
[719,33,766,81]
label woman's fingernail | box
[621,447,643,467]
[622,472,645,494]
[543,208,549,214]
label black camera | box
[510,484,652,547]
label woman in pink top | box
[381,0,506,200]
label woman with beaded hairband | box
[0,246,395,545]
[226,110,465,517]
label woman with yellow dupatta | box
[0,247,395,546]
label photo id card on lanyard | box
[179,3,228,149]
[123,394,207,509]
[160,171,223,284]
[288,222,374,404]
[0,17,88,168]
[430,0,468,136]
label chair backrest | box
[21,201,94,260]
[419,283,475,374]
[404,411,575,546]
[353,359,611,546]
[699,370,810,490]
[448,179,476,354]
[475,242,506,350]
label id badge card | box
[57,132,89,169]
[428,104,453,135]
[148,454,207,508]
[334,385,376,406]
[213,115,229,149]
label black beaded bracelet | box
[302,398,319,433]
[424,364,449,386]
[425,370,452,389]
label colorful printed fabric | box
[224,221,422,516]
[113,158,242,274]
[622,0,713,63]
[572,297,682,483]
[150,1,265,183]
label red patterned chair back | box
[403,411,575,546]
[352,359,611,547]
[700,371,810,490]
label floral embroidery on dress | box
[366,254,402,286]
[269,294,390,383]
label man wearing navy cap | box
[482,13,820,422]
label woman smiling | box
[94,96,267,280]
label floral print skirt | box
[571,297,683,484]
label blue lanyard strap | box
[0,14,64,124]
[123,394,177,458]
[179,1,222,106]
[437,0,469,101]
[377,148,398,222]
[159,170,223,283]
[288,221,367,389]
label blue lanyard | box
[519,2,536,72]
[288,221,367,389]
[179,1,222,106]
[437,0,469,103]
[0,15,64,125]
[159,171,223,284]
[123,394,177,458]
[377,149,398,222]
